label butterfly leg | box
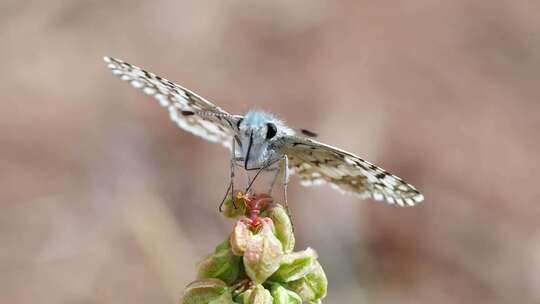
[219,139,239,211]
[243,156,294,225]
[219,183,232,212]
[271,155,294,229]
[281,155,291,217]
[252,156,291,214]
[245,157,282,194]
[267,167,280,194]
[230,139,237,208]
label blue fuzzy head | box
[243,109,275,127]
[237,109,292,168]
[238,110,279,146]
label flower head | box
[181,193,327,304]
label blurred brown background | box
[2,1,540,303]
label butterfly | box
[104,57,424,207]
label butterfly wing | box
[104,57,239,149]
[280,136,424,206]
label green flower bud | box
[182,278,234,304]
[243,219,283,284]
[230,219,253,256]
[197,240,241,285]
[264,204,295,253]
[270,284,302,304]
[270,247,318,282]
[284,261,327,303]
[242,285,273,304]
[222,195,246,219]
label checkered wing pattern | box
[104,57,238,149]
[280,136,424,206]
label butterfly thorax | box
[237,110,293,170]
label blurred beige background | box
[2,1,540,303]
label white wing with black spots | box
[104,56,424,206]
[279,136,424,206]
[104,57,239,149]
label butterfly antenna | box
[180,109,234,120]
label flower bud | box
[222,194,246,219]
[243,219,283,284]
[270,284,302,304]
[230,219,253,256]
[265,204,295,253]
[181,278,234,304]
[270,247,318,282]
[197,240,241,285]
[241,285,273,304]
[284,261,327,303]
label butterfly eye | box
[266,123,277,139]
[236,118,243,129]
